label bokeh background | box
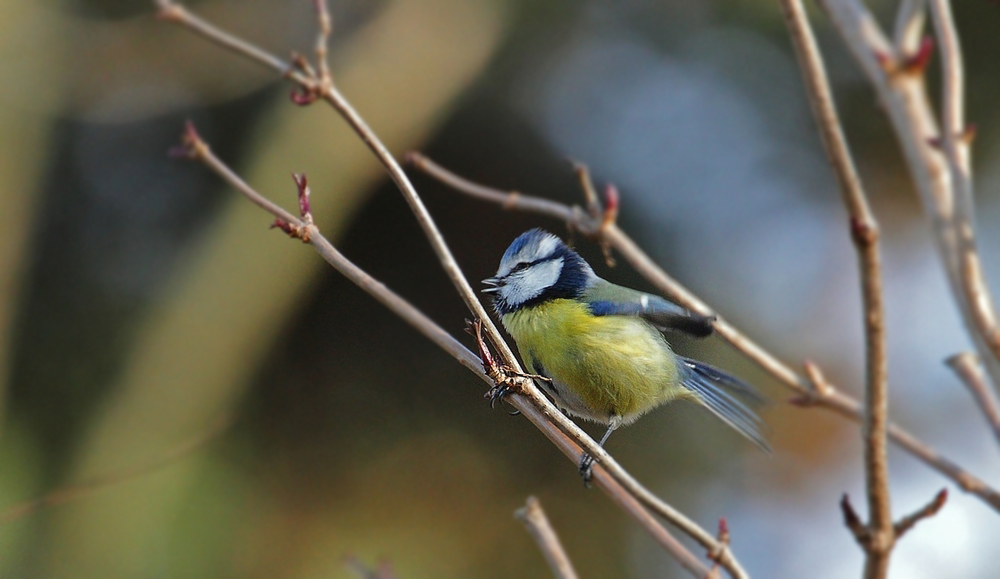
[1,0,999,577]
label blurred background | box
[1,0,999,577]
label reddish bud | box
[962,124,977,145]
[903,37,934,74]
[169,120,204,159]
[717,517,730,544]
[604,184,619,213]
[873,50,895,72]
[292,173,311,217]
[600,184,620,232]
[270,218,295,235]
[788,395,815,407]
[290,88,318,106]
[167,145,192,159]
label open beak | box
[481,277,501,294]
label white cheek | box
[499,258,563,306]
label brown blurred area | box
[2,0,1000,577]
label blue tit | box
[483,228,769,475]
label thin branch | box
[515,496,580,579]
[173,126,717,579]
[947,353,1000,447]
[893,488,947,539]
[0,413,230,524]
[779,1,893,576]
[157,5,749,576]
[156,1,300,80]
[406,153,1000,512]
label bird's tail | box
[679,357,771,453]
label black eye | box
[511,262,529,274]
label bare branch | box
[515,496,580,579]
[947,353,1000,447]
[894,488,947,539]
[172,127,719,578]
[406,153,576,222]
[842,489,947,558]
[156,1,300,80]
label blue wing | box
[583,280,715,337]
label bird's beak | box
[481,277,500,294]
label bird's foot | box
[578,453,596,487]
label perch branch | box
[406,153,1000,512]
[173,126,718,578]
[515,496,580,579]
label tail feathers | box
[679,357,771,453]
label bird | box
[482,228,769,479]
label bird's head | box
[483,228,596,315]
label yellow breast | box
[500,299,686,423]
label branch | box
[157,4,749,576]
[946,353,1000,447]
[893,488,947,539]
[842,488,947,552]
[406,154,1000,512]
[172,126,718,579]
[515,497,579,579]
[779,1,893,576]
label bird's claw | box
[578,453,596,487]
[486,383,511,409]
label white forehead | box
[497,231,562,276]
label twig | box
[515,496,579,579]
[841,488,947,550]
[156,1,300,80]
[947,353,1000,447]
[893,488,947,539]
[173,126,717,579]
[406,154,1000,512]
[0,413,230,524]
[157,5,749,576]
[779,1,894,576]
